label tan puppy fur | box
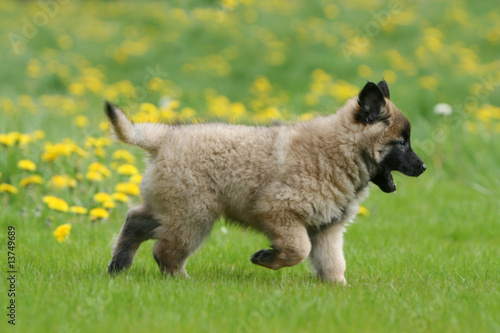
[106,80,426,284]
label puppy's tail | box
[104,101,166,152]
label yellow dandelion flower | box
[103,87,119,101]
[305,93,318,106]
[230,103,246,122]
[85,137,111,148]
[324,4,339,19]
[9,132,22,142]
[112,192,129,202]
[476,104,500,123]
[221,0,238,9]
[49,199,69,212]
[117,164,139,176]
[95,147,106,157]
[329,81,359,102]
[0,184,18,194]
[7,132,21,144]
[84,76,104,94]
[57,34,73,50]
[44,196,69,212]
[93,192,113,203]
[89,208,109,220]
[69,206,88,215]
[33,130,45,140]
[418,75,439,91]
[179,107,196,120]
[112,149,136,163]
[358,206,370,217]
[43,195,59,204]
[75,115,88,128]
[251,76,272,95]
[99,121,110,131]
[19,175,44,187]
[42,152,57,162]
[310,82,326,95]
[18,134,33,146]
[86,162,111,181]
[42,141,86,162]
[130,174,143,184]
[86,170,103,182]
[27,59,41,78]
[357,65,373,79]
[115,182,140,196]
[133,112,159,123]
[17,159,36,171]
[147,77,165,91]
[0,98,14,113]
[299,113,315,121]
[50,175,76,189]
[103,200,115,209]
[0,133,18,146]
[19,95,35,110]
[110,162,120,170]
[88,162,111,177]
[139,102,158,115]
[112,149,134,160]
[253,106,281,123]
[382,70,397,84]
[53,223,72,243]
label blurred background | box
[1,1,499,332]
[1,0,499,182]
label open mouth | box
[371,170,396,193]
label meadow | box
[1,0,499,332]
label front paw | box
[317,272,347,286]
[107,256,130,274]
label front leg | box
[309,224,347,285]
[251,212,311,271]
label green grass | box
[1,0,500,332]
[10,180,500,333]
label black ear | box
[377,80,390,99]
[356,82,386,124]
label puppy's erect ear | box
[356,81,386,125]
[377,80,390,99]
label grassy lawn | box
[1,1,499,332]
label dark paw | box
[251,249,276,265]
[107,256,130,274]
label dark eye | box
[399,139,406,147]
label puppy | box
[105,80,426,284]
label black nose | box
[421,164,427,172]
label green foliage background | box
[0,0,499,332]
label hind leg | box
[152,239,190,277]
[152,217,215,277]
[251,212,311,270]
[107,204,160,273]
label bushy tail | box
[104,101,167,152]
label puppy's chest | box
[307,186,369,229]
